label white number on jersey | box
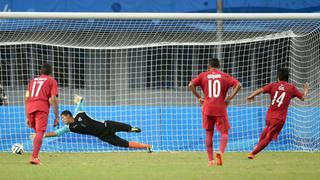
[271,91,286,107]
[31,81,44,97]
[208,79,221,98]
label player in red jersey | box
[189,58,241,166]
[247,68,309,159]
[25,64,59,165]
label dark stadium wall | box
[0,0,319,13]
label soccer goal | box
[0,13,319,152]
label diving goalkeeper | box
[34,95,152,152]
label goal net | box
[0,13,319,152]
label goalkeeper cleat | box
[74,94,83,104]
[131,127,141,133]
[29,157,41,165]
[146,145,153,153]
[248,153,255,160]
[208,160,215,167]
[216,152,223,166]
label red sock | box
[252,135,272,155]
[205,130,214,161]
[128,142,150,149]
[219,134,228,153]
[32,131,44,158]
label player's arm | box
[188,82,204,105]
[51,95,59,127]
[296,83,309,101]
[225,82,241,105]
[188,73,204,104]
[50,80,59,127]
[24,90,30,127]
[247,88,264,102]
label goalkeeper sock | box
[128,141,150,149]
[205,130,214,161]
[32,131,44,158]
[219,134,228,153]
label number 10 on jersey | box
[208,79,221,98]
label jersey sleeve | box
[54,125,70,136]
[226,74,239,87]
[50,79,58,97]
[292,85,304,100]
[262,83,273,94]
[191,73,203,86]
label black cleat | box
[131,127,141,133]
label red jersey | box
[262,81,303,122]
[26,74,58,114]
[191,69,239,116]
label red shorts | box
[27,111,49,132]
[266,118,285,141]
[202,115,230,134]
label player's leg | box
[258,126,268,142]
[215,116,230,166]
[251,130,273,156]
[248,126,268,159]
[205,129,214,166]
[105,120,141,133]
[250,120,284,157]
[249,122,272,159]
[99,134,152,152]
[30,111,49,165]
[255,115,273,147]
[249,118,269,159]
[27,112,39,164]
[203,115,215,166]
[129,142,152,153]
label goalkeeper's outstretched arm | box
[74,94,85,114]
[30,125,70,140]
[45,125,70,137]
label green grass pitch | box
[0,152,319,180]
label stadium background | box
[0,0,319,13]
[0,0,319,152]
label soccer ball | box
[11,143,24,155]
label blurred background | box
[0,0,319,13]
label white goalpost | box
[0,13,319,152]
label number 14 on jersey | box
[272,91,286,107]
